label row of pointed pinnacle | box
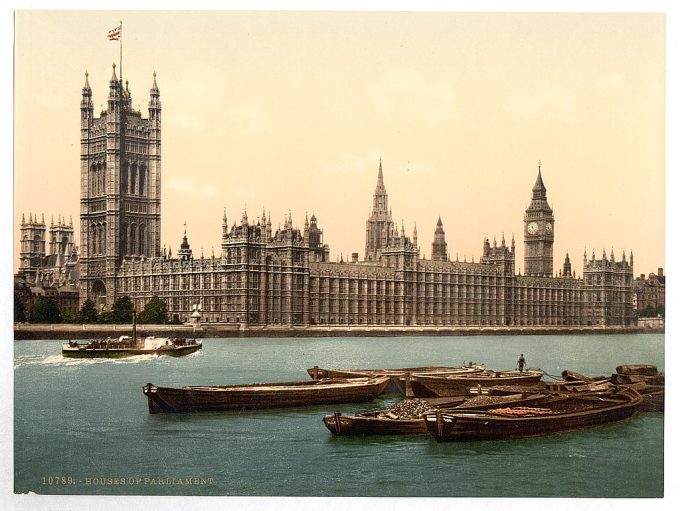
[159,159,635,268]
[21,213,73,228]
[79,72,634,269]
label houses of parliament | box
[17,67,635,328]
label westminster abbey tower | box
[79,65,162,308]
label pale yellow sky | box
[14,11,665,276]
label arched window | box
[91,164,97,195]
[97,223,105,255]
[139,166,146,195]
[121,164,128,195]
[130,164,137,195]
[90,223,97,254]
[92,280,107,310]
[100,163,106,195]
[130,223,137,254]
[127,223,133,256]
[96,163,102,195]
[139,224,146,256]
[121,223,128,255]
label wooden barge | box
[410,370,544,397]
[323,393,550,436]
[307,364,485,380]
[307,365,485,394]
[142,377,391,414]
[424,388,642,441]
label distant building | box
[635,268,665,312]
[15,214,80,319]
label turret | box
[149,71,161,122]
[563,252,572,277]
[108,63,122,114]
[431,216,448,261]
[80,71,93,126]
[178,223,193,261]
[126,80,134,109]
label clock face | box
[546,223,553,234]
[527,222,539,234]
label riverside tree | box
[14,294,26,323]
[110,296,135,324]
[30,297,61,324]
[138,297,169,324]
[78,299,99,323]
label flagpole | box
[119,20,123,85]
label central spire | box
[375,156,386,194]
[365,157,395,261]
[532,160,547,199]
[371,157,389,214]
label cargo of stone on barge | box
[323,393,550,436]
[424,387,642,441]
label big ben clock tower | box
[524,162,554,277]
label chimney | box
[352,253,359,263]
[658,267,664,277]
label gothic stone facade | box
[79,66,161,309]
[16,213,80,318]
[80,70,635,327]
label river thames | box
[14,333,663,498]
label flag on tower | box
[107,24,121,41]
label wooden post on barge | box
[334,412,342,434]
[313,366,319,380]
[405,372,414,398]
[436,410,443,441]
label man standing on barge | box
[517,354,526,372]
